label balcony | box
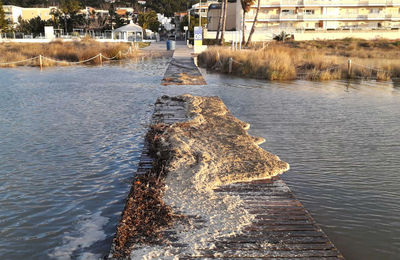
[368,13,388,19]
[280,0,303,5]
[259,0,400,7]
[249,13,396,21]
[388,13,400,19]
[279,14,298,20]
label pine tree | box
[0,1,8,32]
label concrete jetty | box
[161,42,206,85]
[109,95,344,259]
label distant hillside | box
[145,0,197,16]
[2,0,198,16]
[3,0,119,8]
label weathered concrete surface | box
[162,42,206,85]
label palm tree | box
[220,0,228,45]
[60,0,81,34]
[246,0,261,47]
[273,31,291,42]
[215,1,223,40]
[241,0,255,44]
[0,0,7,32]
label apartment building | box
[205,0,400,40]
[3,5,23,26]
[208,1,242,31]
[191,0,220,18]
[246,0,400,31]
[22,7,58,21]
[3,5,58,26]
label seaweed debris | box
[112,123,179,259]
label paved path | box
[161,41,206,86]
[139,41,173,59]
[142,41,168,51]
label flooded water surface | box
[0,61,399,259]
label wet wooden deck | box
[200,177,344,259]
[161,42,206,86]
[111,96,344,259]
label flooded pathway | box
[0,60,399,259]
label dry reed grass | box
[198,38,400,81]
[0,39,137,67]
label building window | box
[369,8,381,14]
[281,9,294,15]
[305,10,315,15]
[344,8,358,14]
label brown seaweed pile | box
[111,175,176,258]
[111,124,178,259]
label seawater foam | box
[49,211,108,260]
[128,95,289,258]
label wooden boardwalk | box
[161,42,206,85]
[202,177,344,259]
[111,96,344,259]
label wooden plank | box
[181,257,342,260]
[196,249,341,258]
[247,209,310,215]
[179,255,343,260]
[255,215,313,221]
[244,226,318,232]
[213,236,330,244]
[210,242,335,251]
[253,220,315,225]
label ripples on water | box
[0,60,169,259]
[0,61,399,260]
[203,76,400,260]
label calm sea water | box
[0,60,399,259]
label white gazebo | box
[113,21,144,42]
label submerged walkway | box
[207,177,344,259]
[109,96,344,259]
[140,41,173,59]
[152,98,343,259]
[161,41,206,85]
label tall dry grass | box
[0,39,137,67]
[199,39,400,81]
[200,46,297,80]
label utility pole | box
[199,0,202,27]
[188,8,191,39]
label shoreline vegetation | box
[198,38,400,81]
[0,40,151,67]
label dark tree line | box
[141,0,197,17]
[2,0,198,14]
